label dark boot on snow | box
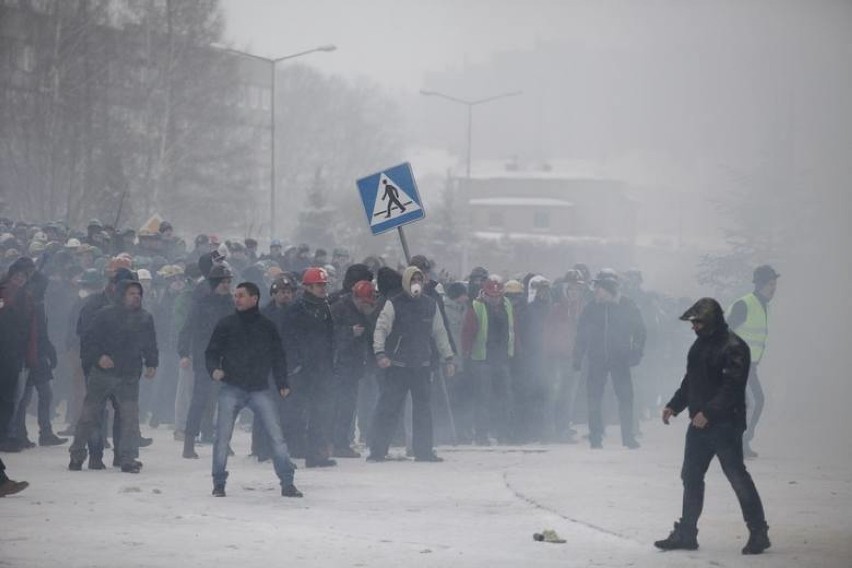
[654,521,698,551]
[742,525,771,555]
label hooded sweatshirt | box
[81,280,158,376]
[373,267,452,367]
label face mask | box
[410,283,422,297]
[78,289,91,299]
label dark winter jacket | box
[178,289,233,362]
[373,268,453,368]
[666,298,751,429]
[205,305,288,392]
[81,282,158,377]
[330,294,374,376]
[573,295,646,367]
[281,291,334,378]
[262,300,290,341]
[0,278,30,375]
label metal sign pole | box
[397,226,412,265]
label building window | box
[260,88,271,111]
[487,210,504,229]
[533,210,549,229]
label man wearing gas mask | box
[368,266,455,462]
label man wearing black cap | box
[726,265,779,458]
[573,271,646,449]
[655,298,770,555]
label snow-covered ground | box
[2,420,850,568]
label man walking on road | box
[655,298,770,555]
[205,282,301,498]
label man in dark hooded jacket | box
[654,298,769,555]
[69,280,158,473]
[0,257,36,453]
[76,267,140,466]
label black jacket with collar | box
[205,305,288,392]
[281,291,334,377]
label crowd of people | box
[0,216,775,554]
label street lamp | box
[420,89,522,274]
[419,89,522,178]
[216,44,337,239]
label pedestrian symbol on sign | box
[379,179,408,218]
[369,172,422,227]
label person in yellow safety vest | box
[726,265,779,458]
[461,275,516,445]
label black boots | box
[742,525,771,555]
[68,457,84,471]
[305,457,336,468]
[0,478,28,497]
[182,438,199,459]
[654,522,699,551]
[212,485,226,497]
[281,484,303,498]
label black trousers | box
[369,366,433,459]
[12,374,54,439]
[184,367,217,442]
[332,369,363,450]
[587,359,634,445]
[280,370,335,460]
[680,422,767,530]
[0,360,21,442]
[470,360,512,443]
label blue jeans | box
[212,383,295,488]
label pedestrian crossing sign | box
[356,162,425,235]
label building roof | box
[469,197,573,207]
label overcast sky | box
[220,0,620,92]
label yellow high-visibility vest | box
[729,293,768,363]
[471,298,514,361]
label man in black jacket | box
[280,267,336,467]
[252,274,297,461]
[178,264,234,459]
[330,280,377,458]
[75,266,138,466]
[69,280,158,473]
[573,272,646,449]
[205,282,300,498]
[655,298,769,555]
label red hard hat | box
[302,267,329,285]
[352,280,376,303]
